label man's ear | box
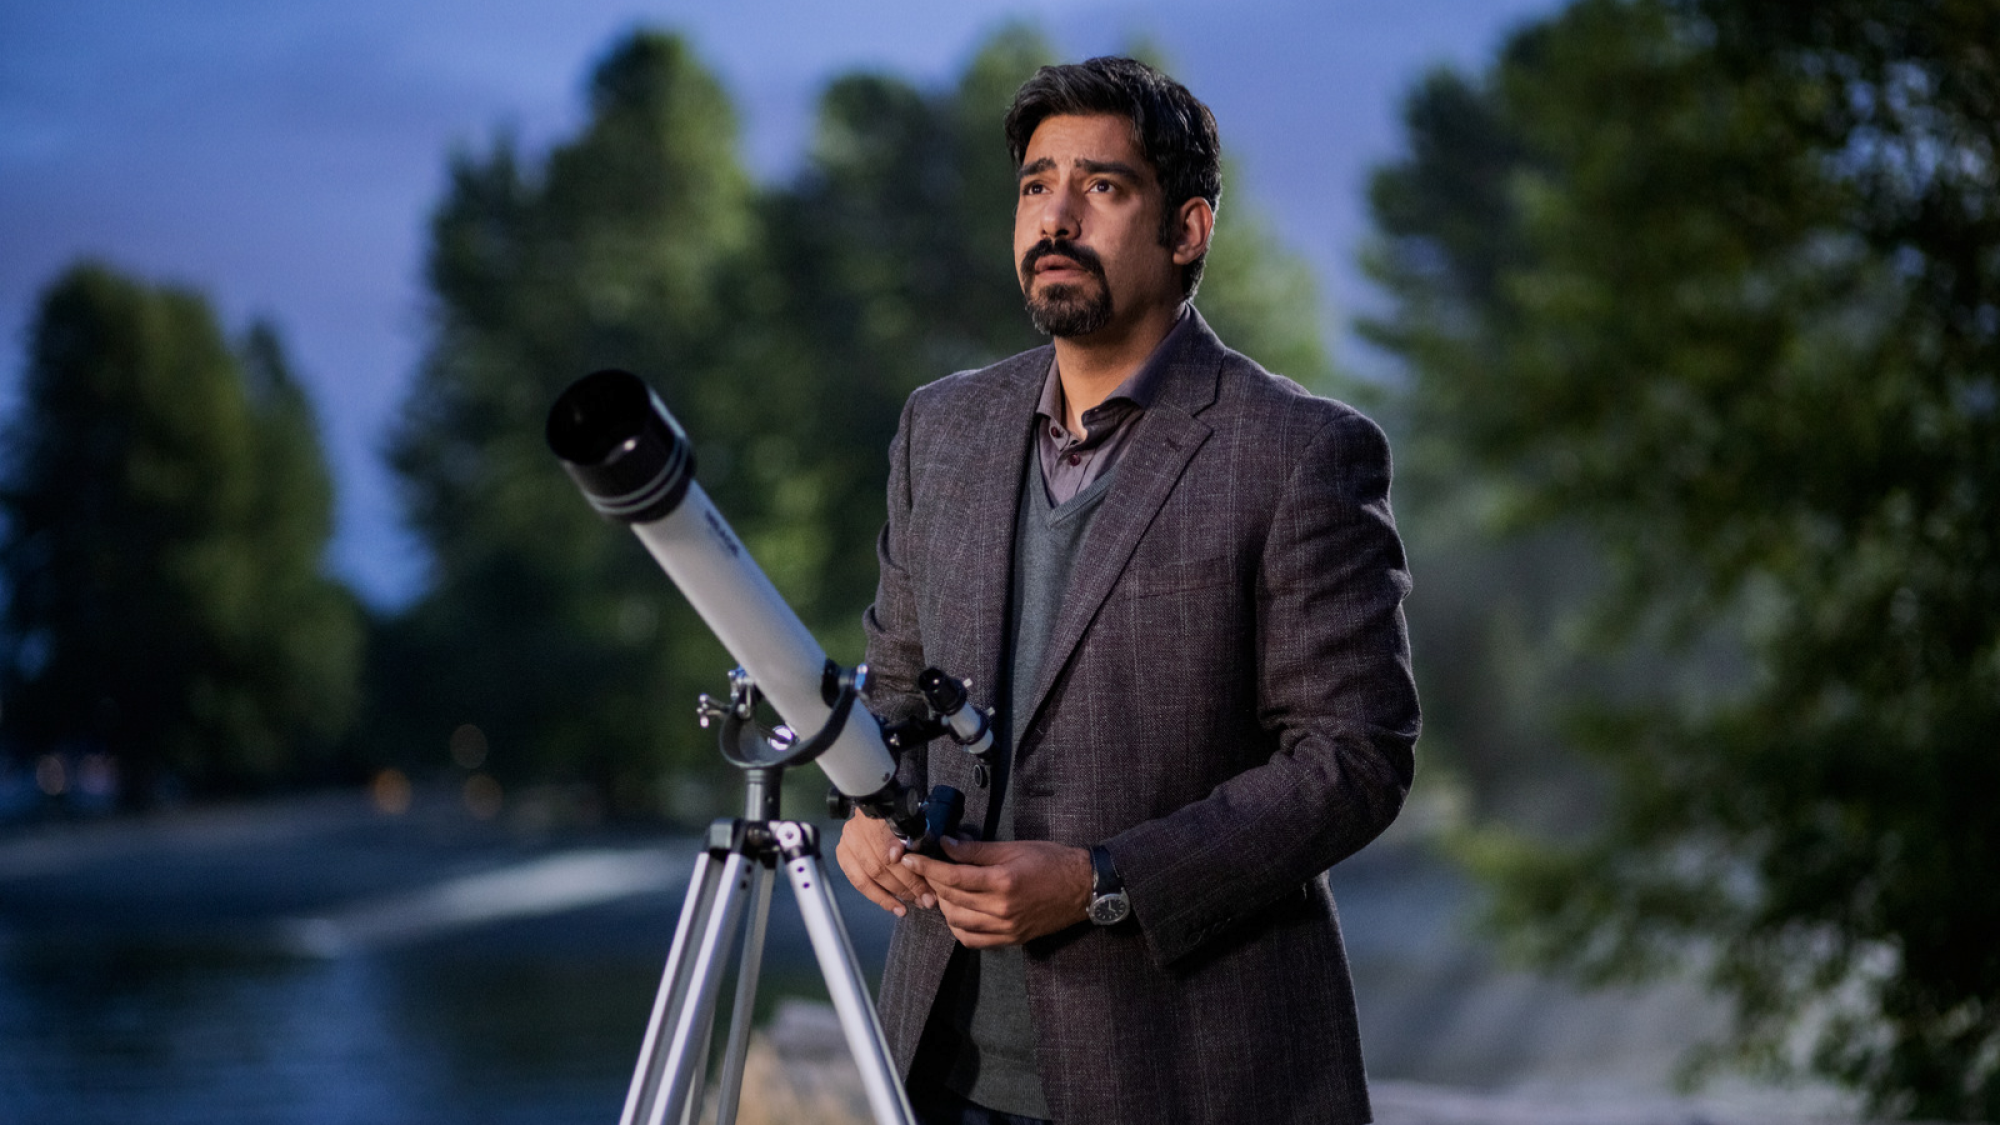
[1170,197,1215,266]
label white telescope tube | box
[547,369,897,799]
[627,482,892,796]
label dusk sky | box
[1,0,1556,607]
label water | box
[0,792,893,1125]
[0,939,653,1124]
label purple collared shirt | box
[1033,309,1194,505]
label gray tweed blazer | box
[861,309,1420,1125]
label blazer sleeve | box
[863,391,931,791]
[1104,409,1420,968]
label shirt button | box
[1068,454,1081,466]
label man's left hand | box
[900,838,1093,948]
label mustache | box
[1019,238,1107,285]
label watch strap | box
[1089,844,1122,896]
[1087,844,1130,926]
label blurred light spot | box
[372,768,412,815]
[448,723,488,770]
[464,773,503,820]
[616,597,658,641]
[35,754,65,796]
[78,753,117,797]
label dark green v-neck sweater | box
[936,455,1117,1118]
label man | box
[836,56,1419,1125]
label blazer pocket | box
[1115,553,1235,598]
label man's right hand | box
[834,811,935,918]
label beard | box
[1020,238,1114,338]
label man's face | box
[1014,114,1185,339]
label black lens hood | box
[546,368,696,525]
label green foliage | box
[1197,207,1336,391]
[1,264,362,803]
[1118,39,1336,391]
[726,26,1055,650]
[381,25,1336,820]
[1366,0,2000,1115]
[379,31,753,812]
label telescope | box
[547,367,997,1125]
[546,368,991,842]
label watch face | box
[1089,893,1130,926]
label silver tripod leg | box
[773,822,916,1125]
[620,835,754,1125]
[620,847,717,1125]
[713,859,774,1125]
[679,988,721,1125]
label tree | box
[380,30,756,814]
[1,263,362,805]
[1364,0,2000,1115]
[720,28,1058,655]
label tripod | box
[618,668,916,1125]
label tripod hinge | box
[771,820,821,862]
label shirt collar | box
[1035,305,1193,432]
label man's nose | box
[1038,186,1080,241]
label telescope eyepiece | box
[917,668,966,713]
[547,368,696,524]
[918,667,993,757]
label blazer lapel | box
[1015,312,1225,746]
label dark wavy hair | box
[1004,57,1223,299]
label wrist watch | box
[1087,845,1130,926]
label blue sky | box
[0,0,1556,606]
